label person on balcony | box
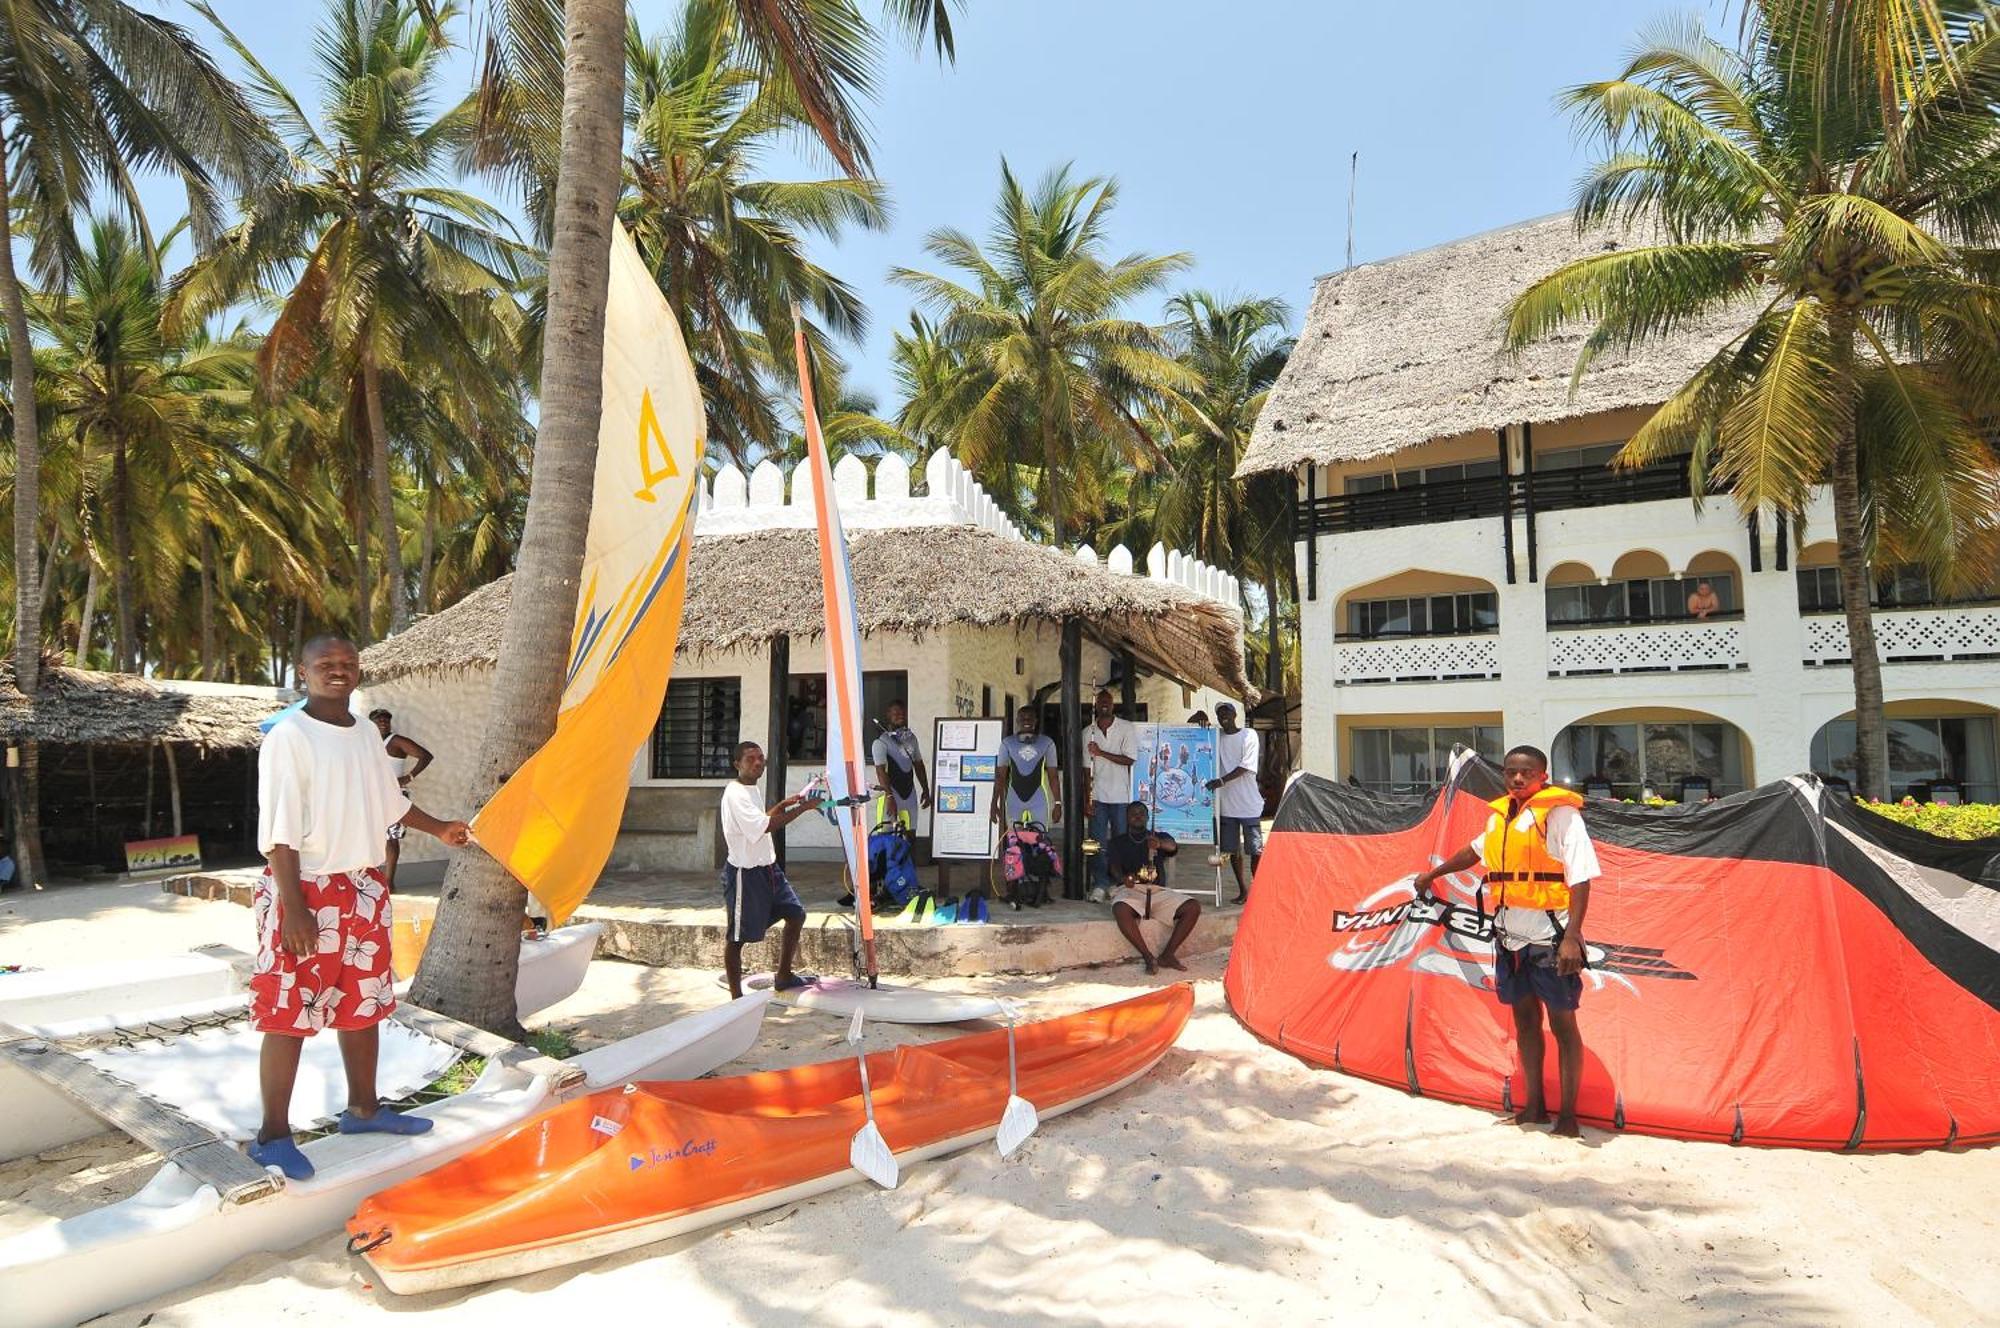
[1685,580,1722,619]
[1410,744,1599,1139]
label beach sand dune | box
[4,881,1995,1326]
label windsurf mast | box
[791,306,879,986]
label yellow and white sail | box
[472,223,705,924]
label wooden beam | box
[389,1002,583,1093]
[1059,619,1085,899]
[0,1039,280,1205]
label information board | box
[1133,724,1217,845]
[931,717,1005,860]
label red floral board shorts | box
[249,866,397,1036]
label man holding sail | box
[720,742,814,999]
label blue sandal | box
[338,1108,435,1136]
[247,1135,316,1180]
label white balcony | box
[1803,606,2000,667]
[1547,621,1747,677]
[1335,634,1501,684]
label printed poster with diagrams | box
[931,717,1005,859]
[1133,724,1218,845]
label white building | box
[361,450,1250,876]
[1238,216,2000,801]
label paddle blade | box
[851,1121,900,1188]
[846,1006,864,1044]
[997,1095,1040,1159]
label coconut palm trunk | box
[110,435,139,671]
[409,0,626,1033]
[362,350,406,635]
[0,121,42,697]
[78,557,99,662]
[1828,312,1889,800]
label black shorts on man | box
[1493,943,1583,1011]
[720,863,807,943]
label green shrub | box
[1860,799,2000,841]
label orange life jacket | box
[1480,784,1585,911]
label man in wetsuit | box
[870,700,933,828]
[992,704,1062,828]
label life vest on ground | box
[1480,784,1585,911]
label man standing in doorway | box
[1083,688,1138,903]
[1412,744,1598,1138]
[1208,701,1263,904]
[870,700,932,829]
[368,709,432,889]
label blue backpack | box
[868,825,920,906]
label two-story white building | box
[1239,215,2000,801]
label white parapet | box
[748,459,786,508]
[1107,544,1134,575]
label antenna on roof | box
[1346,151,1358,270]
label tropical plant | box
[890,162,1195,542]
[0,0,274,887]
[176,0,532,641]
[1503,2,2000,800]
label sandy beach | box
[3,878,1996,1328]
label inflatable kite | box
[1225,758,2000,1150]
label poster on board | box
[1133,724,1217,844]
[931,717,1005,859]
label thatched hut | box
[0,664,288,872]
[362,453,1253,878]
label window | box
[1533,442,1626,473]
[1554,721,1747,798]
[1350,725,1503,791]
[1346,591,1499,638]
[650,678,742,778]
[1797,566,1843,613]
[1812,714,1999,801]
[1343,459,1502,494]
[783,670,909,761]
[1545,572,1737,626]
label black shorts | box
[1494,943,1583,1011]
[721,863,806,943]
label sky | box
[137,0,1714,407]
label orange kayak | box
[349,985,1193,1292]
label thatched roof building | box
[363,524,1253,698]
[0,664,283,751]
[1236,214,1750,478]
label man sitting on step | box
[1105,802,1200,976]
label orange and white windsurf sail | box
[471,223,705,924]
[792,314,877,981]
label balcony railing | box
[1802,605,2000,666]
[1335,632,1502,684]
[1298,459,1699,539]
[1548,620,1748,677]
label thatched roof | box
[0,664,285,750]
[363,524,1252,697]
[1237,213,1750,477]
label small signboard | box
[931,717,1005,860]
[126,834,202,875]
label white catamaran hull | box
[0,992,769,1328]
[0,924,605,1164]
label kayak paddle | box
[845,1007,899,1188]
[995,999,1040,1158]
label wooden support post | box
[1059,619,1085,899]
[765,634,790,867]
[0,1039,280,1205]
[1119,649,1138,718]
[162,741,183,838]
[143,741,156,839]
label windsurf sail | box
[791,310,877,983]
[470,223,705,925]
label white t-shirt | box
[1216,727,1263,819]
[1085,716,1138,805]
[721,780,776,869]
[258,710,408,877]
[1470,802,1603,950]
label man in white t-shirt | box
[1413,744,1600,1138]
[249,636,471,1182]
[1084,689,1138,902]
[720,741,817,999]
[1208,702,1263,903]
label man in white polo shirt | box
[1208,701,1264,903]
[720,741,816,999]
[1083,688,1138,903]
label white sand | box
[4,879,1997,1327]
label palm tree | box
[890,162,1195,542]
[178,0,531,640]
[619,2,889,463]
[1504,3,2000,800]
[0,0,273,887]
[1154,291,1293,693]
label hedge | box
[1859,799,2000,841]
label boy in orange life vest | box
[1413,745,1600,1138]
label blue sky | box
[143,0,1699,406]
